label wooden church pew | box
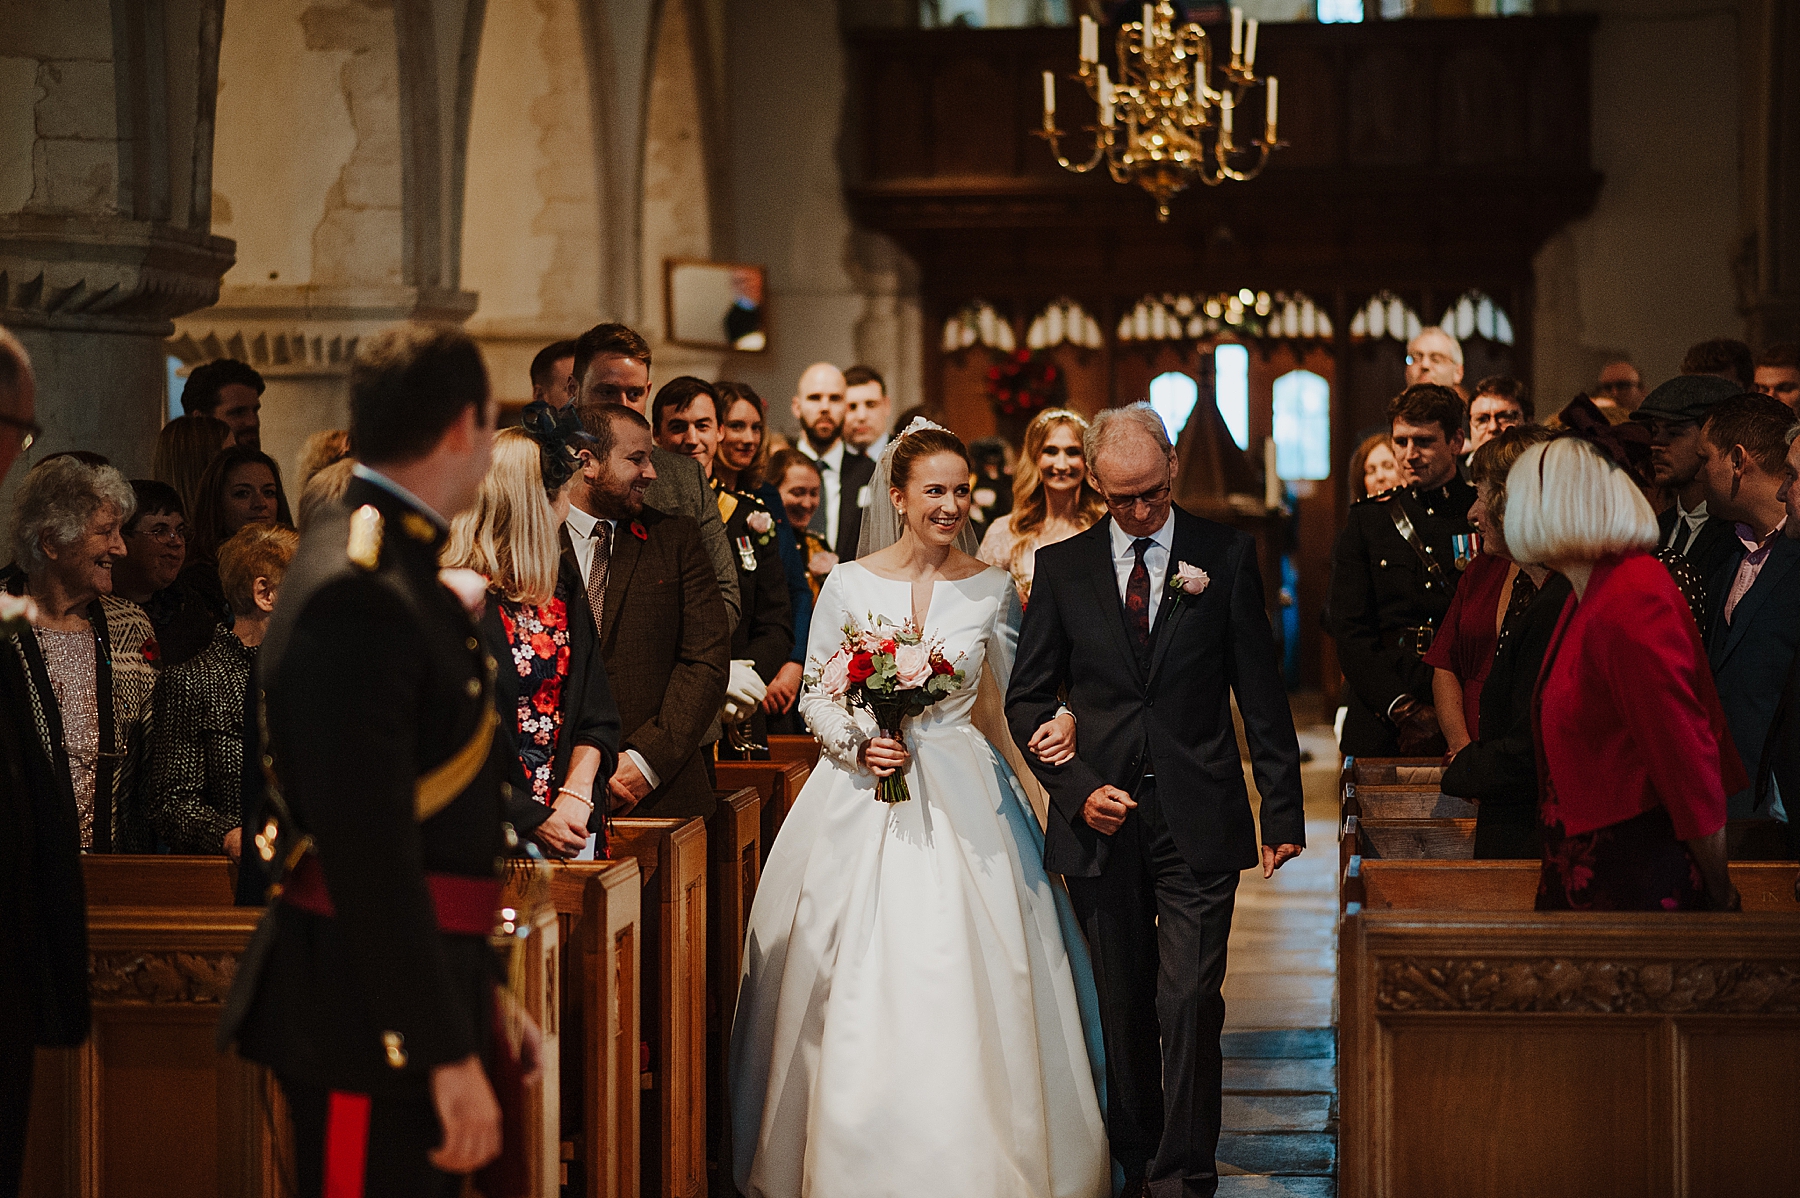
[715,757,812,864]
[766,733,820,770]
[1338,880,1800,1197]
[705,787,763,1195]
[609,819,708,1198]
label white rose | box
[819,649,851,698]
[893,642,933,689]
[1173,562,1211,595]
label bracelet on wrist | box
[556,787,595,810]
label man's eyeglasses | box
[1102,482,1171,512]
[0,414,42,451]
[129,525,189,546]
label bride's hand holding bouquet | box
[810,616,966,804]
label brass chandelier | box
[1038,3,1282,222]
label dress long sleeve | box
[985,577,1023,695]
[796,572,875,773]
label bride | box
[728,421,1110,1198]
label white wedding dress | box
[729,562,1111,1198]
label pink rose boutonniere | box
[1168,562,1210,607]
[746,509,774,545]
[0,592,40,637]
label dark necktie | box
[586,521,611,635]
[1669,515,1697,557]
[809,454,832,536]
[1125,537,1153,665]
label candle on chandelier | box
[1079,14,1098,64]
[1245,18,1259,70]
[1231,7,1244,61]
[1266,76,1278,141]
[1098,65,1115,127]
[1221,91,1234,137]
[1043,71,1056,118]
[1143,4,1155,36]
[1195,59,1208,108]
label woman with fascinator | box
[443,401,621,859]
[729,418,1109,1198]
[1503,397,1741,912]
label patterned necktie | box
[1125,537,1153,665]
[587,520,611,635]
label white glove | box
[723,659,768,722]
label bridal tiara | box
[896,415,952,441]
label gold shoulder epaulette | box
[716,489,740,524]
[401,512,437,543]
[1357,486,1403,505]
[347,505,384,570]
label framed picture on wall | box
[664,259,768,352]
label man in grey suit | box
[568,323,740,631]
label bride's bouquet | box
[810,615,966,804]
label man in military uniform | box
[1327,384,1476,757]
[231,327,531,1196]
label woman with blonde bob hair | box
[1504,435,1741,912]
[978,407,1106,602]
[445,413,620,859]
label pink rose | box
[819,649,851,698]
[1172,562,1210,595]
[747,510,773,535]
[894,642,933,688]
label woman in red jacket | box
[1505,435,1742,912]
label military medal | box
[735,534,758,571]
[1451,532,1481,571]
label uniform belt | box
[1396,625,1435,654]
[281,854,500,937]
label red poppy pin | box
[629,521,647,541]
[141,637,160,666]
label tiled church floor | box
[1216,726,1341,1197]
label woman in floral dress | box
[444,406,620,858]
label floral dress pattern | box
[499,595,572,805]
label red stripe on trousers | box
[323,1090,372,1198]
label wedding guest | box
[715,381,812,729]
[444,415,619,858]
[790,361,874,560]
[1439,427,1567,858]
[151,412,233,516]
[1466,377,1531,453]
[1633,374,1741,587]
[1349,431,1405,500]
[1426,424,1554,754]
[183,446,294,631]
[1507,436,1741,911]
[843,364,894,460]
[530,338,576,408]
[977,408,1106,603]
[296,457,355,531]
[1595,358,1647,412]
[147,523,298,857]
[1404,326,1463,389]
[770,448,832,599]
[1681,337,1755,391]
[4,457,158,853]
[1754,342,1800,410]
[114,480,214,669]
[1755,421,1800,855]
[179,358,263,451]
[295,429,350,492]
[652,378,791,750]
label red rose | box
[847,651,875,684]
[931,657,954,675]
[879,639,897,655]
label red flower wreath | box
[984,348,1064,418]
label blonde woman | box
[444,413,620,859]
[977,408,1107,602]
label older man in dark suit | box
[569,402,730,820]
[1697,393,1800,820]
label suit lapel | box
[1146,509,1196,684]
[1717,537,1800,667]
[1085,518,1145,685]
[601,520,646,646]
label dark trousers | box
[1064,780,1238,1198]
[279,1075,462,1198]
[0,1030,32,1198]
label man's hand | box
[607,756,652,815]
[535,793,591,858]
[1260,843,1304,878]
[724,660,768,722]
[762,662,803,714]
[1027,712,1076,766]
[222,826,242,862]
[1081,784,1137,835]
[427,1054,501,1174]
[1390,698,1443,756]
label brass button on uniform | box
[383,1031,408,1069]
[466,636,479,652]
[465,677,481,698]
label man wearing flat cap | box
[1633,374,1745,587]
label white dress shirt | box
[860,431,891,464]
[1108,510,1175,627]
[565,502,660,791]
[798,438,847,549]
[1665,497,1710,555]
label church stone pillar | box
[0,0,235,491]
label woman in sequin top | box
[4,457,158,852]
[444,414,620,859]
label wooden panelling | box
[704,786,762,1193]
[1680,1025,1800,1197]
[1358,817,1477,860]
[717,755,812,863]
[610,819,708,1198]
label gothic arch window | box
[942,300,1015,352]
[1149,371,1201,444]
[1026,298,1104,349]
[1213,344,1252,450]
[1272,369,1331,480]
[1348,291,1423,342]
[1117,291,1332,342]
[1438,289,1515,345]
